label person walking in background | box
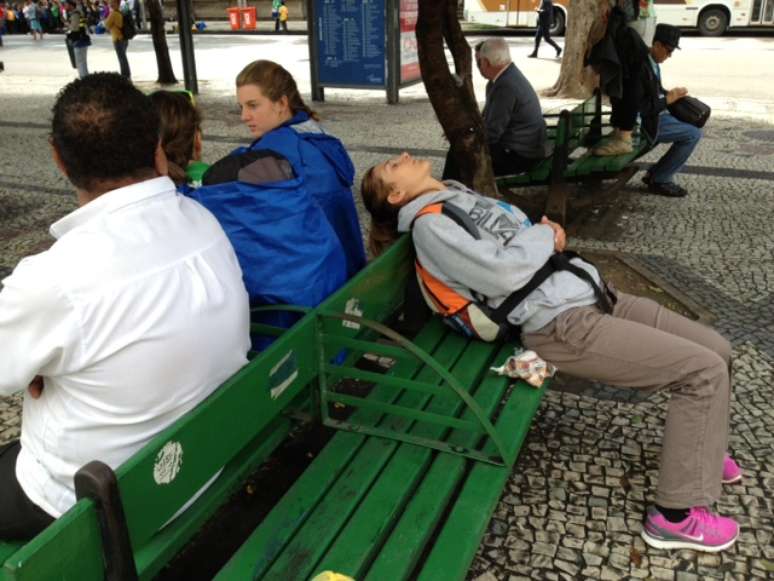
[278,0,287,32]
[50,0,62,31]
[104,0,130,78]
[23,0,42,39]
[64,0,89,78]
[5,3,16,34]
[630,0,657,45]
[0,1,4,73]
[271,0,280,31]
[528,0,561,59]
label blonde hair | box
[149,91,202,186]
[236,60,319,121]
[360,165,401,257]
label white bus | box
[463,0,774,36]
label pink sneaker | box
[722,454,742,484]
[641,506,739,552]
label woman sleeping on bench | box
[360,153,741,554]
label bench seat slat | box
[564,133,649,178]
[257,332,476,580]
[214,321,450,580]
[322,335,414,362]
[326,392,482,433]
[417,381,546,581]
[324,365,446,398]
[360,344,515,581]
[312,342,499,578]
[496,157,552,188]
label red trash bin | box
[241,7,257,30]
[226,7,241,30]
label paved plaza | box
[1,32,773,580]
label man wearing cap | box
[64,0,90,78]
[638,23,702,197]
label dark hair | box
[236,60,318,121]
[51,73,160,192]
[360,165,400,257]
[149,91,202,187]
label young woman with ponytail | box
[361,152,741,555]
[149,90,207,190]
[235,60,366,278]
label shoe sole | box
[640,529,738,553]
[722,474,742,484]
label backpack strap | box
[413,202,616,325]
[414,202,480,240]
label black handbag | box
[668,96,711,128]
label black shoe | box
[556,48,562,58]
[641,173,652,187]
[527,52,537,58]
[648,181,688,197]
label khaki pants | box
[523,291,731,508]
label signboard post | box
[308,0,421,104]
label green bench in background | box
[1,235,547,581]
[497,90,651,225]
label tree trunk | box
[543,0,611,98]
[417,0,497,197]
[145,0,178,85]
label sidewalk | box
[1,35,773,581]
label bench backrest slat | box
[318,235,412,328]
[1,501,103,581]
[115,314,320,549]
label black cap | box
[653,24,681,50]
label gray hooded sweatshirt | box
[397,182,602,334]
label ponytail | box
[149,91,203,187]
[360,166,400,257]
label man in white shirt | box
[0,73,250,540]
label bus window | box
[752,0,763,21]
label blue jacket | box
[237,112,367,278]
[182,150,349,350]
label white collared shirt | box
[0,176,250,517]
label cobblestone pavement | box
[1,47,773,579]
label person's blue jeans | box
[114,39,130,79]
[649,113,702,185]
[73,45,88,78]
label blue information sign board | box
[315,0,386,87]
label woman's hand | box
[541,216,566,252]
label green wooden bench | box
[214,235,546,580]
[497,90,651,225]
[1,235,547,581]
